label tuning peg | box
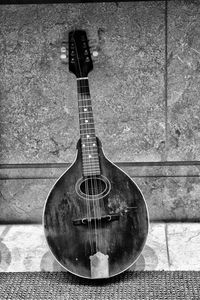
[88,38,100,58]
[89,38,98,48]
[60,42,68,63]
[92,50,99,57]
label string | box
[81,78,98,253]
[79,79,94,254]
[72,30,104,255]
[72,30,94,253]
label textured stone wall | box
[0,2,165,163]
[0,0,200,223]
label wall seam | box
[165,223,172,269]
[164,0,168,161]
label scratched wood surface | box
[44,140,148,278]
[1,223,200,272]
[0,223,167,272]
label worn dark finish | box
[43,29,148,279]
[43,138,148,279]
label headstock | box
[68,30,93,78]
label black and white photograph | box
[0,0,200,299]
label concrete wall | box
[0,0,200,223]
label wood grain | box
[43,139,148,278]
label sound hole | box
[80,177,106,196]
[76,175,111,200]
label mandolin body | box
[43,138,149,279]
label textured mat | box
[0,271,200,300]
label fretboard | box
[77,78,100,176]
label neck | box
[77,77,100,176]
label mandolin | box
[43,30,149,279]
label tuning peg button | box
[61,46,67,53]
[60,44,68,62]
[60,53,67,60]
[92,51,99,57]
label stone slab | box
[167,223,200,270]
[168,0,200,160]
[0,223,168,272]
[130,223,169,271]
[1,173,200,223]
[0,2,165,163]
[1,162,200,179]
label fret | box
[82,155,98,158]
[83,169,100,172]
[83,172,101,175]
[83,166,100,169]
[79,117,94,120]
[81,136,96,139]
[83,164,100,168]
[83,170,100,172]
[80,127,95,130]
[83,173,101,176]
[80,135,96,138]
[81,135,96,138]
[78,92,90,95]
[83,168,100,172]
[81,138,96,141]
[82,155,99,158]
[80,121,94,124]
[82,147,97,149]
[77,94,90,98]
[79,112,93,115]
[77,87,90,90]
[82,148,98,151]
[82,161,100,165]
[82,157,99,161]
[83,168,100,171]
[82,148,98,152]
[78,98,91,101]
[82,155,99,159]
[79,113,93,116]
[82,150,98,154]
[77,84,90,87]
[81,135,96,137]
[82,165,100,168]
[82,147,98,150]
[77,77,98,166]
[77,77,88,80]
[83,168,100,173]
[83,172,101,176]
[81,141,97,144]
[80,124,95,127]
[80,125,94,128]
[82,146,97,148]
[82,142,97,144]
[80,134,95,138]
[77,90,90,93]
[78,105,92,108]
[79,119,94,122]
[82,153,99,156]
[80,131,95,134]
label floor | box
[0,223,199,272]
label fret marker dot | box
[87,135,90,138]
[93,143,96,147]
[89,155,92,158]
[85,120,88,123]
[82,144,85,147]
[84,108,87,111]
